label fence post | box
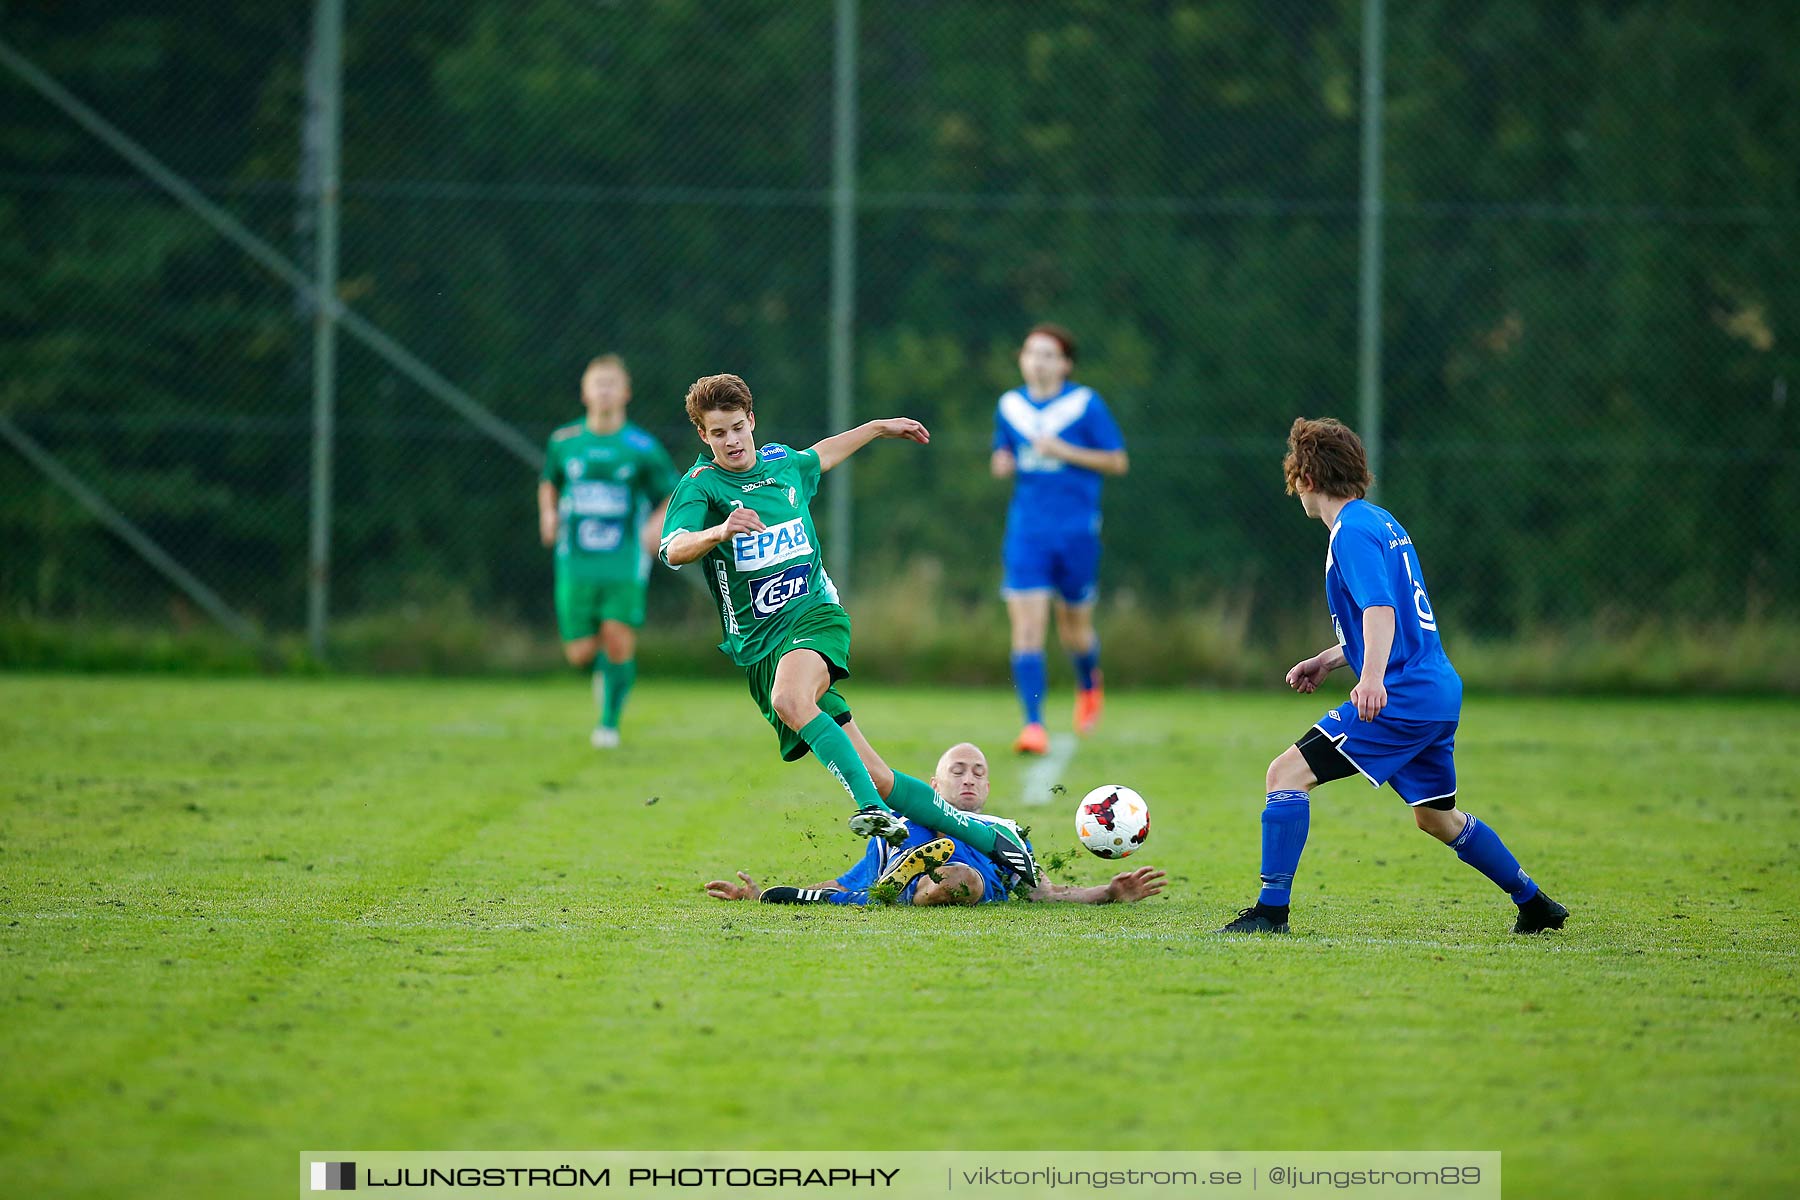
[827,0,859,583]
[1356,0,1387,489]
[304,0,344,659]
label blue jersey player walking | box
[1219,419,1567,936]
[990,324,1129,755]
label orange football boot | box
[1074,671,1104,735]
[1013,722,1049,755]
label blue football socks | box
[1450,814,1540,904]
[1010,651,1046,725]
[1257,790,1311,907]
[1072,642,1100,692]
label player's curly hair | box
[684,373,754,429]
[1284,417,1372,499]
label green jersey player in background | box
[538,355,680,748]
[659,374,1040,884]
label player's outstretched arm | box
[1286,645,1347,693]
[704,871,763,901]
[811,418,930,473]
[1027,866,1166,904]
[703,872,847,902]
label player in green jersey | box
[659,373,1041,884]
[538,355,681,748]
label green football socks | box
[598,658,635,730]
[799,713,886,810]
[883,771,1004,855]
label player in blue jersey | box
[704,742,1166,906]
[1219,418,1567,936]
[990,325,1129,755]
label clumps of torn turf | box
[1039,847,1080,879]
[869,862,948,907]
[1005,845,1081,901]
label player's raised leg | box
[770,647,892,815]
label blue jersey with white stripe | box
[992,382,1124,536]
[1326,499,1463,721]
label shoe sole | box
[847,809,910,846]
[989,831,1041,890]
[875,838,955,891]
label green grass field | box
[2,673,1796,1198]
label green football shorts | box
[555,574,647,641]
[743,603,854,762]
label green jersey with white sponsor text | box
[658,442,841,667]
[542,420,680,583]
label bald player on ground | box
[704,742,1166,906]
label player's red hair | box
[684,373,754,429]
[1024,322,1077,364]
[1284,418,1372,499]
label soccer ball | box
[1075,785,1150,859]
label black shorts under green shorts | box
[743,603,854,762]
[555,573,647,641]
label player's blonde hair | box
[684,373,754,430]
[1284,417,1372,499]
[584,353,629,381]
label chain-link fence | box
[3,2,1797,676]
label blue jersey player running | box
[1219,418,1567,936]
[990,324,1129,755]
[705,742,1165,907]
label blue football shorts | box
[1303,701,1459,806]
[1001,526,1100,605]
